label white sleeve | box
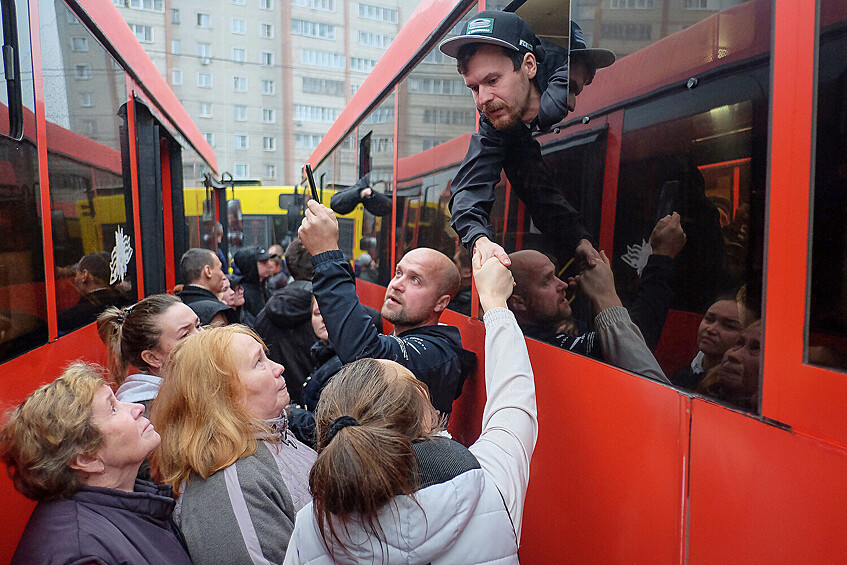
[468,307,538,543]
[594,305,670,384]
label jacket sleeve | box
[329,187,362,215]
[626,253,675,351]
[594,305,670,384]
[449,118,508,251]
[361,190,393,216]
[468,308,538,543]
[537,59,569,131]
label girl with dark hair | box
[285,254,538,564]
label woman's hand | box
[473,251,514,312]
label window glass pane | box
[182,145,214,260]
[808,0,847,371]
[0,0,47,359]
[396,7,481,315]
[41,0,137,336]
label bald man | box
[299,201,476,418]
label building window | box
[373,136,393,152]
[171,39,181,54]
[172,69,183,85]
[408,76,465,95]
[75,64,92,79]
[350,57,377,73]
[294,104,338,123]
[83,120,97,135]
[197,42,212,58]
[198,101,212,117]
[171,8,180,23]
[601,23,652,41]
[129,23,154,43]
[234,105,247,121]
[422,108,474,125]
[302,77,344,96]
[128,0,164,11]
[232,18,246,34]
[292,19,335,40]
[263,164,276,179]
[67,12,81,24]
[261,51,274,66]
[295,133,323,149]
[232,0,246,4]
[79,92,94,107]
[292,0,334,10]
[203,132,215,146]
[422,138,446,151]
[262,79,275,95]
[363,108,394,124]
[113,0,125,6]
[358,31,393,49]
[683,0,707,7]
[260,0,274,9]
[358,3,397,23]
[235,163,249,177]
[263,136,276,151]
[197,72,212,88]
[262,108,276,123]
[234,135,249,149]
[609,0,654,8]
[260,23,274,38]
[301,49,345,69]
[422,50,446,64]
[232,47,246,62]
[234,76,247,92]
[196,12,211,28]
[71,37,88,51]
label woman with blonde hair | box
[0,363,191,564]
[152,324,316,564]
[284,254,538,564]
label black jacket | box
[330,173,393,216]
[312,250,477,414]
[253,282,316,406]
[233,247,271,318]
[12,480,191,565]
[177,285,237,324]
[57,287,131,336]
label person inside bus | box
[151,325,316,565]
[696,318,762,412]
[440,12,615,269]
[330,171,393,217]
[671,294,748,390]
[176,247,237,324]
[0,363,192,565]
[233,245,276,326]
[284,253,534,563]
[57,251,131,335]
[448,246,473,316]
[298,200,477,422]
[214,222,228,274]
[255,238,318,407]
[266,243,290,292]
[508,248,669,383]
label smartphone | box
[655,180,680,223]
[305,163,320,204]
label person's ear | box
[203,264,213,279]
[69,453,101,474]
[523,52,538,80]
[507,294,526,313]
[433,294,452,314]
[140,349,165,370]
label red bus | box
[0,0,215,559]
[304,0,847,562]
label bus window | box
[0,0,46,361]
[807,0,847,372]
[599,0,771,411]
[40,0,136,336]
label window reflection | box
[42,0,135,335]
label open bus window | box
[0,0,45,361]
[40,0,135,336]
[807,0,847,372]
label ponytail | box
[309,358,437,551]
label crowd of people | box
[0,10,764,564]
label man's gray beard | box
[381,305,426,329]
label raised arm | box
[468,253,538,542]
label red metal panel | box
[598,112,623,254]
[761,0,847,446]
[126,86,145,297]
[688,399,847,564]
[160,138,176,291]
[0,325,108,564]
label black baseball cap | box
[439,11,544,62]
[256,248,275,261]
[569,21,615,69]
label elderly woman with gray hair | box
[0,363,191,564]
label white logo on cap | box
[519,39,533,51]
[467,17,494,34]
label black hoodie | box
[233,247,270,319]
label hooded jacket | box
[254,282,316,406]
[311,250,476,416]
[233,247,271,318]
[284,308,537,565]
[12,480,192,565]
[177,285,237,324]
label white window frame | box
[232,18,247,34]
[197,42,212,58]
[261,51,274,66]
[260,22,274,38]
[172,69,183,85]
[263,136,276,151]
[263,164,276,179]
[234,76,248,92]
[75,64,92,80]
[80,92,94,107]
[262,79,275,95]
[171,39,181,54]
[129,23,154,43]
[198,101,212,117]
[71,37,89,52]
[262,108,276,123]
[232,47,246,62]
[234,134,249,150]
[234,163,249,177]
[197,72,213,88]
[196,12,211,28]
[234,105,247,121]
[260,0,274,9]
